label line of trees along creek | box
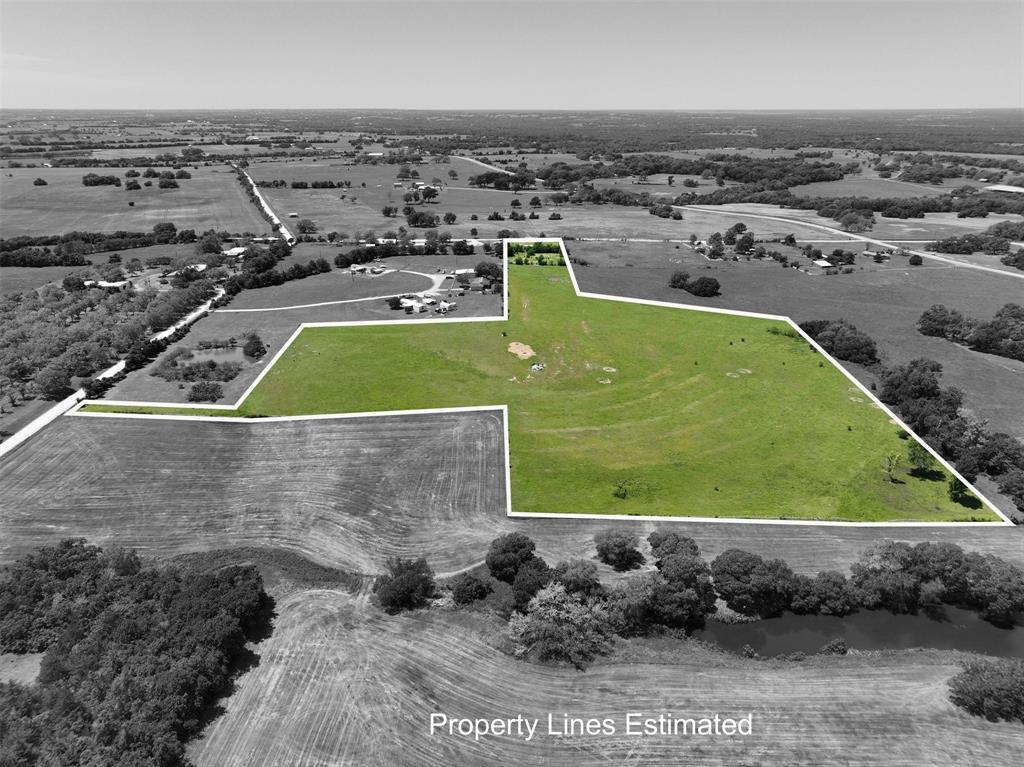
[376,531,1024,725]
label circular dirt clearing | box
[603,366,617,373]
[597,378,612,384]
[726,372,741,378]
[849,397,864,403]
[738,368,752,374]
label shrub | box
[669,270,690,289]
[373,557,435,614]
[33,177,47,186]
[187,381,223,402]
[449,572,492,605]
[486,533,536,583]
[594,528,645,571]
[654,553,718,631]
[948,659,1024,724]
[242,333,267,358]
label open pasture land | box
[0,264,88,295]
[705,202,1024,242]
[1,414,1021,576]
[789,176,990,199]
[0,165,270,237]
[589,174,744,195]
[89,261,997,522]
[570,240,1024,446]
[189,591,1024,767]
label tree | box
[551,560,604,598]
[450,572,492,605]
[242,333,267,358]
[906,441,936,476]
[734,232,756,255]
[684,277,720,297]
[442,212,457,225]
[188,381,223,402]
[648,530,700,562]
[908,253,924,265]
[421,187,439,203]
[512,557,552,611]
[948,476,970,503]
[594,528,644,571]
[486,533,536,583]
[508,584,612,669]
[33,177,47,186]
[152,222,178,244]
[850,541,921,613]
[510,198,522,208]
[654,553,718,631]
[948,659,1024,724]
[474,260,502,280]
[373,557,435,614]
[790,571,856,616]
[669,270,690,289]
[710,549,795,618]
[529,196,542,208]
[296,218,318,234]
[196,232,223,255]
[884,453,902,482]
[448,169,458,180]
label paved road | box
[681,205,1024,281]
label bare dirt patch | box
[507,342,535,360]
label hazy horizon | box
[2,0,1022,111]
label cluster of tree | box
[468,169,536,191]
[405,210,439,228]
[534,154,846,191]
[0,276,218,401]
[0,223,195,266]
[224,248,331,294]
[1002,250,1024,271]
[928,233,1012,255]
[373,557,436,613]
[151,347,243,383]
[668,270,721,297]
[0,539,271,766]
[798,319,879,364]
[80,173,121,187]
[948,658,1024,725]
[918,303,1024,363]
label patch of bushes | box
[373,557,436,614]
[668,270,721,297]
[593,528,644,571]
[187,381,223,401]
[948,659,1024,724]
[799,319,878,364]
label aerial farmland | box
[1,1,1023,765]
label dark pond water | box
[695,606,1023,658]
[188,347,249,364]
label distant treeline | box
[918,303,1024,363]
[0,224,200,267]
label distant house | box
[984,184,1024,194]
[222,246,248,258]
[469,277,486,291]
[812,259,833,268]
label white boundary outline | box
[67,237,1012,526]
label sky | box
[2,0,1022,110]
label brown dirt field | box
[2,415,1021,575]
[188,590,1024,767]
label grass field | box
[0,264,86,295]
[789,176,990,199]
[0,165,270,236]
[85,258,997,522]
[570,240,1024,449]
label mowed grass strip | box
[85,262,997,522]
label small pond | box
[695,606,1023,658]
[188,347,250,364]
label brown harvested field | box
[0,165,270,237]
[2,415,1021,576]
[569,240,1024,447]
[188,590,1024,767]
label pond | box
[187,346,250,364]
[695,606,1023,658]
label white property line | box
[67,238,1011,526]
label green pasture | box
[85,258,997,522]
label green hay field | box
[85,256,998,522]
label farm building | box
[222,246,248,258]
[812,259,833,268]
